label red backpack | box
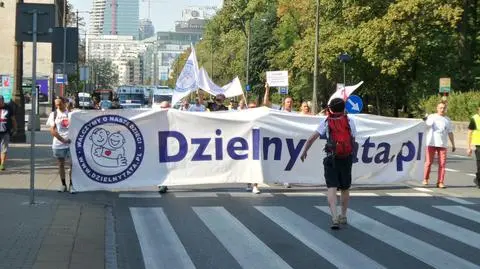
[325,113,353,158]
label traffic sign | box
[55,74,66,84]
[279,87,288,95]
[246,84,251,92]
[439,78,451,93]
[346,95,363,114]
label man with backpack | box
[300,98,357,229]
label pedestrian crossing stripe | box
[128,205,480,269]
[256,206,385,269]
[377,206,480,249]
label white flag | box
[198,67,225,96]
[198,68,244,98]
[328,81,364,103]
[221,77,244,98]
[172,47,200,106]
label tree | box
[89,59,119,89]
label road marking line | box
[412,187,434,193]
[227,192,274,197]
[442,197,476,205]
[281,192,326,197]
[194,207,293,269]
[256,206,386,269]
[130,207,195,269]
[174,192,218,198]
[386,193,432,197]
[119,193,161,198]
[349,192,379,196]
[445,168,459,172]
[377,206,480,249]
[467,173,476,177]
[434,206,480,222]
[450,154,470,159]
[316,206,479,269]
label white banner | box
[70,109,425,191]
[266,71,289,87]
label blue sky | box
[71,0,222,32]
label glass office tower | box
[103,0,140,39]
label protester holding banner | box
[467,103,480,188]
[299,101,312,115]
[180,99,191,111]
[0,95,17,171]
[201,92,228,112]
[300,98,357,229]
[189,97,206,112]
[47,97,75,193]
[263,82,293,188]
[423,102,455,188]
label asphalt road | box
[8,131,480,269]
[114,187,480,269]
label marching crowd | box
[0,83,477,229]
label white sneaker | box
[252,186,261,194]
[69,185,76,194]
[283,183,291,188]
[58,185,67,192]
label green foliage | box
[89,59,119,88]
[420,91,480,121]
[187,0,479,115]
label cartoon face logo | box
[76,115,144,184]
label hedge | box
[420,91,480,121]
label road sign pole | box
[29,9,38,205]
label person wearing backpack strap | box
[300,98,357,230]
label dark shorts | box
[323,155,353,190]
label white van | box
[151,86,174,109]
[78,92,93,109]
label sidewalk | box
[0,171,115,269]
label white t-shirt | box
[189,104,206,112]
[425,114,452,148]
[46,110,71,149]
[316,115,357,138]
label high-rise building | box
[89,0,106,35]
[139,19,155,40]
[103,0,140,39]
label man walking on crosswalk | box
[300,98,357,229]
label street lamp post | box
[62,0,67,97]
[312,0,320,114]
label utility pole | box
[12,0,26,143]
[245,19,251,100]
[312,0,320,114]
[76,9,80,97]
[62,0,67,97]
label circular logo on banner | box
[176,60,197,92]
[75,115,144,184]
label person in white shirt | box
[423,102,456,188]
[188,97,206,112]
[47,97,75,193]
